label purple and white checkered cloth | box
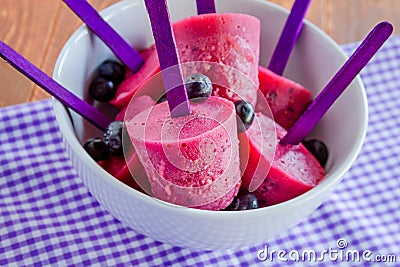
[1,35,399,266]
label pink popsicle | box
[110,46,160,109]
[241,112,324,206]
[256,0,312,130]
[111,13,260,109]
[173,13,260,106]
[125,96,241,210]
[257,65,312,130]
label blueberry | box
[103,120,124,155]
[303,139,329,167]
[98,60,125,85]
[184,73,212,102]
[234,100,255,133]
[224,191,259,211]
[84,138,109,161]
[89,77,117,102]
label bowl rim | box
[52,0,368,216]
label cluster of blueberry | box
[84,60,126,161]
[89,60,125,101]
[84,120,124,161]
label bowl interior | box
[52,0,367,247]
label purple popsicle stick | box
[0,41,112,131]
[196,0,216,14]
[63,0,143,73]
[268,0,311,75]
[144,0,190,118]
[280,22,393,145]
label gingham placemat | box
[1,35,399,266]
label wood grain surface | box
[1,0,399,107]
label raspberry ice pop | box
[125,96,241,210]
[111,13,260,109]
[173,13,260,106]
[257,65,312,130]
[110,46,160,109]
[241,112,324,207]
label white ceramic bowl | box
[52,0,367,250]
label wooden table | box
[1,0,399,108]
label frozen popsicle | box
[125,96,241,210]
[172,13,260,106]
[111,13,260,109]
[241,112,324,206]
[256,65,312,130]
[110,45,160,109]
